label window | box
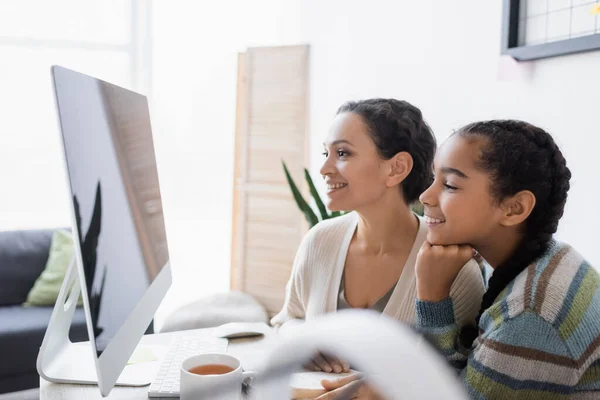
[0,0,151,229]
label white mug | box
[180,353,255,400]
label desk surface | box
[39,328,270,399]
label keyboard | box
[147,336,228,397]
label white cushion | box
[160,291,268,333]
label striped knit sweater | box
[416,241,600,399]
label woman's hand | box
[305,352,350,373]
[415,241,475,302]
[316,374,383,400]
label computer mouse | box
[213,322,270,339]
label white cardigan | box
[271,212,485,329]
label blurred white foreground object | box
[290,370,356,399]
[253,310,467,399]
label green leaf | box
[410,202,424,217]
[304,168,329,220]
[330,211,342,218]
[282,161,319,227]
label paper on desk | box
[127,346,157,365]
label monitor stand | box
[36,256,157,387]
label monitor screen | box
[53,67,169,355]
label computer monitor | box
[37,66,172,396]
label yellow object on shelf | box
[592,4,600,15]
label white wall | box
[276,0,600,266]
[151,0,301,324]
[151,0,600,323]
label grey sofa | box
[0,229,88,394]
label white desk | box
[39,328,271,400]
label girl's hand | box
[415,241,475,302]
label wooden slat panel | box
[248,163,303,185]
[246,195,299,226]
[245,246,298,266]
[248,139,303,150]
[242,183,296,198]
[245,238,300,261]
[245,263,295,288]
[231,45,309,317]
[246,221,304,245]
[230,52,247,290]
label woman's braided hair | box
[457,120,571,346]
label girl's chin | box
[426,234,477,250]
[426,233,455,246]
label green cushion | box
[24,229,81,306]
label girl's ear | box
[386,151,413,187]
[499,190,536,227]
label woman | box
[271,99,485,374]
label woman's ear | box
[386,152,413,187]
[499,190,536,227]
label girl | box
[271,99,484,374]
[414,120,600,398]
